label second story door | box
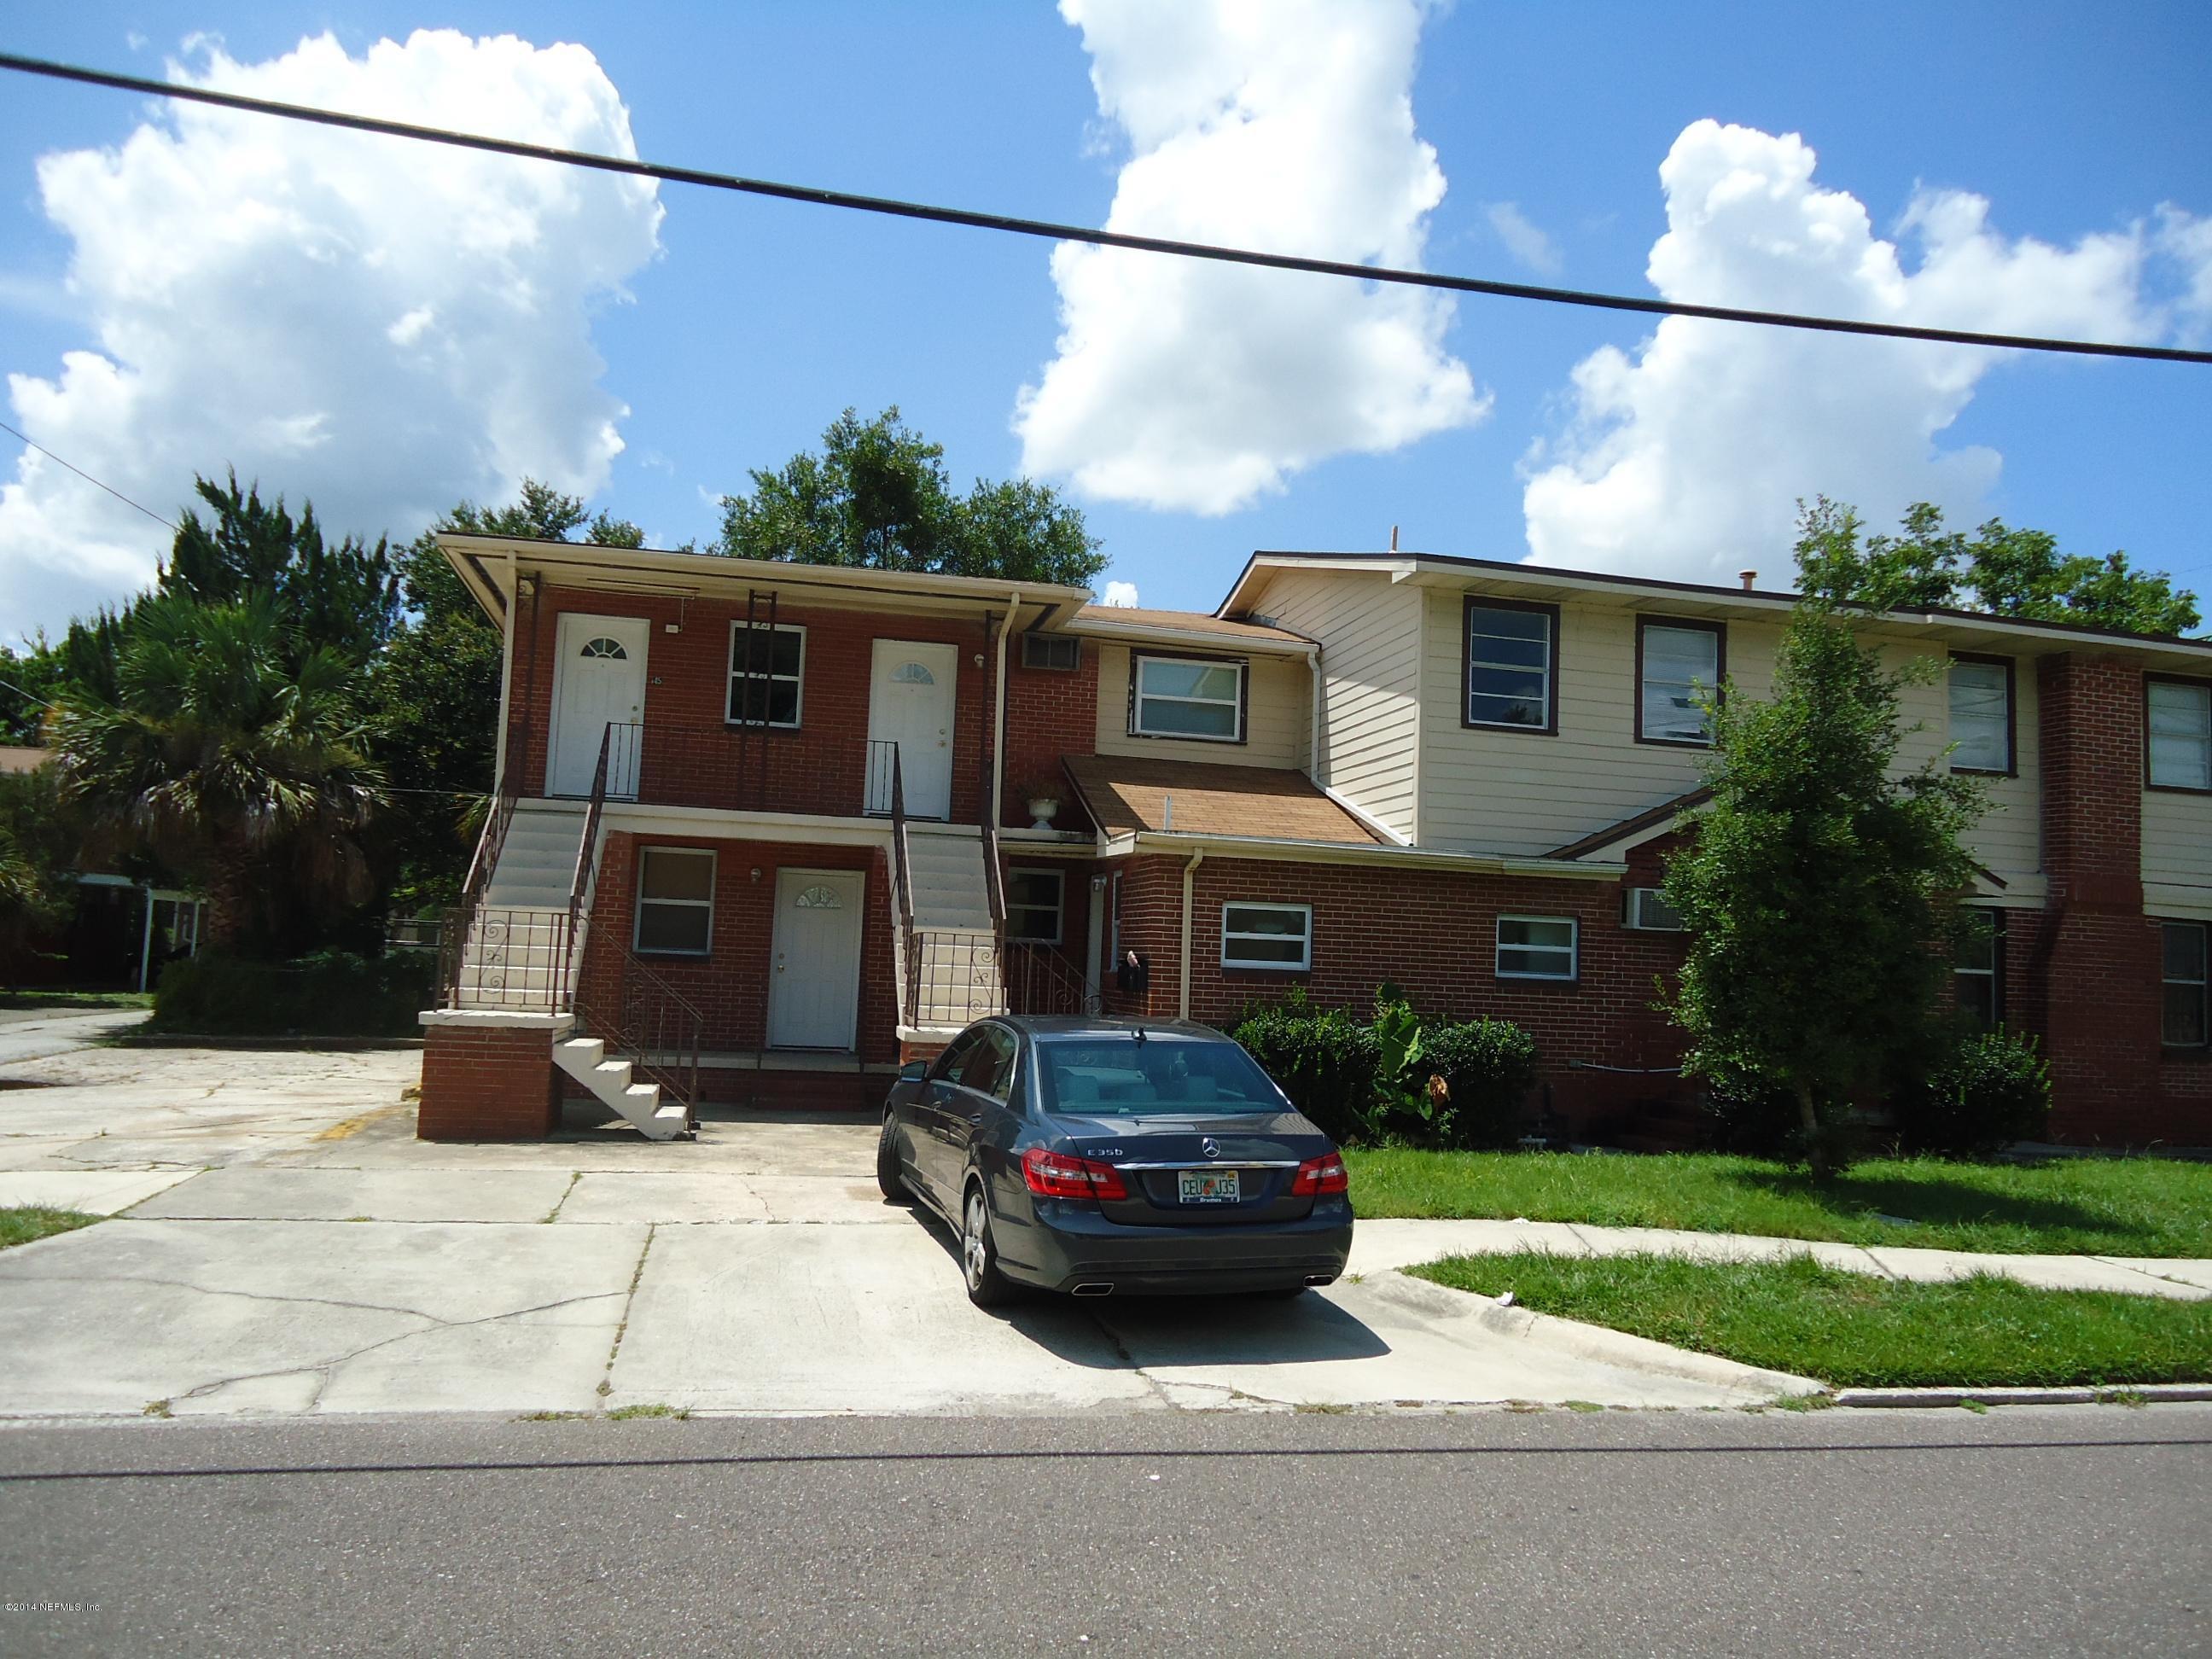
[548,614,649,797]
[867,639,958,820]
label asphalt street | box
[2,1405,2206,1657]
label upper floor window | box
[727,623,805,728]
[1464,599,1558,733]
[1637,619,1723,746]
[1955,908,2005,1031]
[1947,655,2015,775]
[1132,653,1244,742]
[2164,922,2209,1048]
[2147,678,2211,792]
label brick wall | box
[579,830,899,1063]
[1095,850,1690,1132]
[417,1022,561,1140]
[512,587,996,822]
[1002,638,1100,832]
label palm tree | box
[49,596,386,952]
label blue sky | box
[2,1,2208,643]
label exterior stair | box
[900,825,1005,1028]
[452,801,591,1011]
[553,1034,692,1140]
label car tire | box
[876,1115,909,1203]
[961,1181,1017,1307]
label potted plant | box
[1016,777,1064,829]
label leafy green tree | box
[165,471,401,665]
[1662,605,1986,1179]
[1796,497,2200,637]
[719,407,1106,588]
[370,481,645,908]
[0,765,77,986]
[49,595,385,954]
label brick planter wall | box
[416,1018,562,1141]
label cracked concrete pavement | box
[9,1022,2177,1423]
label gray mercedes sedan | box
[877,1016,1353,1305]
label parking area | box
[0,1032,1813,1419]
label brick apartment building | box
[416,534,2211,1149]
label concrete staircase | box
[451,800,590,1010]
[900,825,1005,1029]
[553,1033,692,1140]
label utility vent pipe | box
[1739,569,1757,590]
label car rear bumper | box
[1004,1197,1354,1295]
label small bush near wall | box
[1896,1029,2052,1158]
[1231,987,1540,1151]
[151,950,436,1038]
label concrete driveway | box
[0,1033,1814,1419]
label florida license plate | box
[1178,1169,1240,1204]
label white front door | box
[549,614,649,797]
[866,639,958,820]
[767,869,865,1049]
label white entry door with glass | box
[865,639,958,820]
[767,869,865,1049]
[548,614,649,797]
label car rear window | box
[1033,1034,1287,1115]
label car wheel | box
[961,1182,1016,1307]
[876,1115,909,1203]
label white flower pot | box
[1027,798,1061,830]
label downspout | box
[1179,849,1205,1021]
[1302,641,1321,785]
[492,550,516,788]
[990,588,1019,830]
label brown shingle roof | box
[1062,755,1379,845]
[1070,606,1311,647]
[1546,785,1713,860]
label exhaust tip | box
[1303,1275,1335,1287]
[1070,1283,1115,1297]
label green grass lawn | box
[0,1207,102,1250]
[0,990,154,1011]
[1412,1250,2212,1388]
[1342,1148,2212,1258]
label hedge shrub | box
[1231,991,1381,1145]
[151,950,435,1038]
[1897,1027,2052,1158]
[1419,1018,1541,1150]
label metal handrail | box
[1001,937,1102,1017]
[888,742,921,1028]
[575,947,704,1126]
[561,723,614,1006]
[438,771,521,1007]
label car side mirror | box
[899,1060,928,1084]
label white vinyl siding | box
[1221,903,1313,970]
[1258,569,1421,837]
[1947,659,2012,773]
[1093,643,1307,770]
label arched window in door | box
[580,637,628,660]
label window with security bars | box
[726,624,804,728]
[1638,620,1722,745]
[1220,903,1311,970]
[1464,600,1557,731]
[2164,922,2209,1048]
[1948,657,2014,774]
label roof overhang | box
[1221,550,2212,665]
[1065,615,1316,658]
[1096,828,1626,880]
[438,533,1093,631]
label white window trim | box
[1006,868,1065,946]
[1496,914,1579,981]
[634,847,715,957]
[725,621,806,730]
[1132,653,1245,744]
[1220,901,1313,972]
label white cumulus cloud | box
[1520,119,2196,584]
[1485,201,1561,275]
[1014,0,1487,516]
[1099,579,1140,607]
[0,29,662,643]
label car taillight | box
[1291,1153,1348,1196]
[1022,1145,1129,1201]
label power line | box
[3,49,2207,369]
[0,416,178,532]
